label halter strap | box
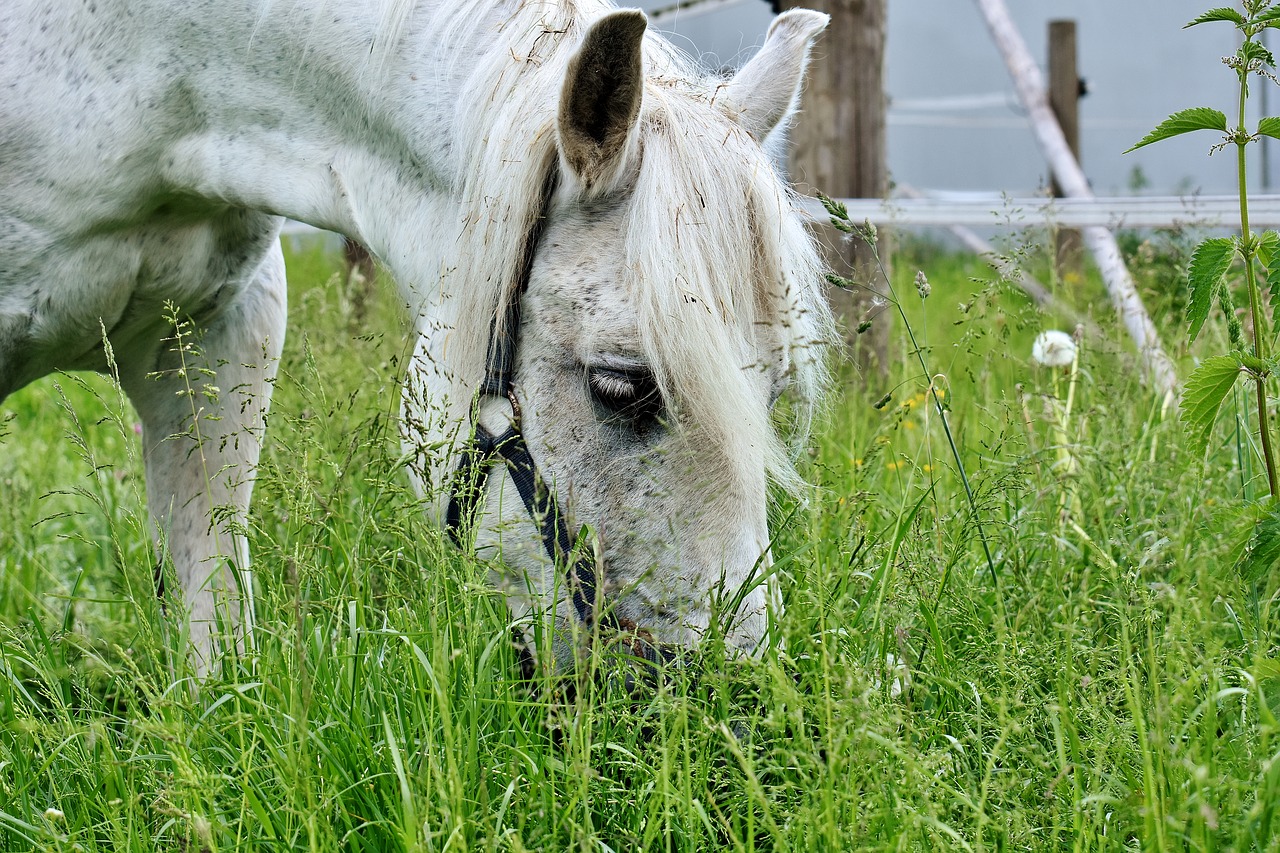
[444,410,681,671]
[442,164,612,630]
[444,392,604,626]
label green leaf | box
[1268,252,1280,318]
[1185,7,1246,27]
[1220,499,1266,570]
[1258,7,1280,28]
[1239,500,1280,583]
[1239,352,1269,374]
[1257,230,1280,268]
[1126,107,1229,152]
[1241,39,1278,68]
[1260,117,1280,141]
[1187,237,1237,344]
[1180,354,1244,460]
[1262,231,1280,324]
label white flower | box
[1032,330,1077,367]
[44,807,64,822]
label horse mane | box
[404,0,833,494]
[621,74,832,495]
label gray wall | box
[638,0,1270,197]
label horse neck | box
[148,0,570,303]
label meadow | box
[2,230,1278,851]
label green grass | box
[2,235,1280,850]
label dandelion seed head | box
[1032,330,1077,367]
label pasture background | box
[2,233,1279,850]
[647,0,1261,197]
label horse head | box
[403,7,833,673]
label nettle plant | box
[1127,1,1280,498]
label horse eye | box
[587,367,663,423]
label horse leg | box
[118,246,287,674]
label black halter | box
[442,164,679,672]
[441,166,602,624]
[441,321,604,630]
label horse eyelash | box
[588,370,640,401]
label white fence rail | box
[801,194,1280,229]
[281,194,1280,239]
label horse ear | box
[557,10,647,192]
[723,9,829,143]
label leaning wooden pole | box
[973,0,1179,398]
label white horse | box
[0,0,833,673]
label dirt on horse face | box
[0,0,832,673]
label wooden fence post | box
[776,0,890,378]
[1048,19,1083,276]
